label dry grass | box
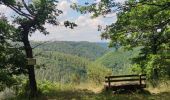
[5,81,170,100]
[76,82,103,93]
[147,83,170,94]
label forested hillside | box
[32,41,142,84]
[96,48,141,75]
[33,41,111,84]
[31,41,108,60]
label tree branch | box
[8,5,33,20]
[21,0,35,16]
[155,18,170,29]
[140,3,165,7]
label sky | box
[0,0,125,42]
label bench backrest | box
[105,74,146,87]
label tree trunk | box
[22,31,37,97]
[151,33,159,81]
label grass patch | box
[8,81,170,100]
[12,88,170,100]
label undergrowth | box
[3,81,170,100]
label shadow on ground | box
[13,89,170,100]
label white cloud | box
[75,14,106,29]
[28,0,117,42]
[29,13,115,42]
[0,5,12,16]
[57,0,70,16]
[70,0,78,3]
[0,5,7,12]
[57,0,70,11]
[95,0,101,3]
[104,13,117,18]
[29,25,103,42]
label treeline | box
[31,41,108,60]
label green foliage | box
[32,41,108,60]
[71,0,119,18]
[35,50,89,84]
[132,53,170,80]
[0,71,17,91]
[106,1,169,80]
[37,81,75,94]
[0,19,27,91]
[87,63,112,84]
[15,80,74,98]
[96,47,141,75]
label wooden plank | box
[105,74,146,78]
[105,78,146,83]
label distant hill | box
[95,47,141,75]
[31,41,111,84]
[31,41,109,60]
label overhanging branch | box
[22,0,35,16]
[8,5,33,20]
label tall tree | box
[73,0,170,80]
[100,0,170,80]
[0,0,76,97]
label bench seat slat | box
[105,78,146,82]
[105,74,146,78]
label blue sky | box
[0,0,125,42]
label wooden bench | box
[105,74,146,91]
